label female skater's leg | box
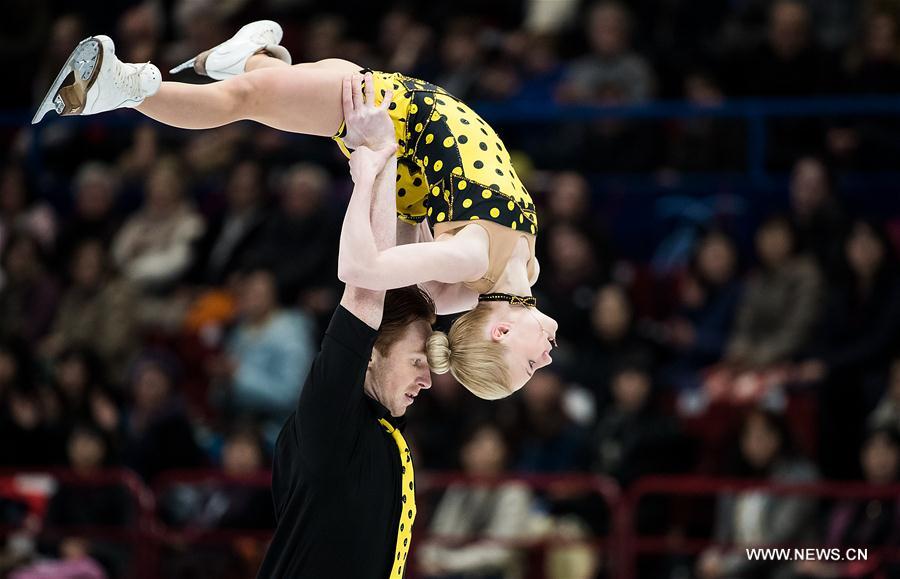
[34,19,361,137]
[137,58,360,135]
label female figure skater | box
[34,21,557,398]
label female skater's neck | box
[490,253,532,295]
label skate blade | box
[169,57,196,75]
[32,37,102,124]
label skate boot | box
[32,35,161,124]
[169,20,291,80]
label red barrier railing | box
[3,469,899,579]
[619,475,900,579]
[150,469,275,577]
[0,468,157,579]
[413,473,620,579]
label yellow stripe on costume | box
[379,418,416,578]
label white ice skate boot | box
[32,35,161,124]
[169,20,292,80]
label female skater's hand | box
[342,72,396,151]
[349,144,398,184]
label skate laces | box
[113,60,150,100]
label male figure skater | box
[256,76,433,578]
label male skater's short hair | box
[373,286,436,356]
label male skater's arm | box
[292,83,399,467]
[336,143,397,329]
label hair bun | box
[426,331,452,374]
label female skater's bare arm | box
[338,194,487,291]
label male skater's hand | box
[349,145,398,185]
[342,72,396,151]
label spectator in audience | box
[190,160,269,286]
[539,172,592,229]
[472,53,522,103]
[558,1,655,103]
[788,156,847,277]
[798,219,900,478]
[115,2,162,64]
[512,31,566,103]
[214,425,275,528]
[870,357,900,433]
[9,539,107,579]
[725,215,822,369]
[732,0,836,97]
[164,424,274,530]
[49,348,121,441]
[566,283,654,402]
[55,162,122,265]
[118,124,161,180]
[158,423,274,577]
[248,163,341,323]
[0,385,64,468]
[44,424,132,527]
[666,71,745,172]
[0,163,56,257]
[797,219,900,388]
[627,0,732,94]
[536,225,604,347]
[698,408,819,579]
[847,10,900,94]
[0,232,60,347]
[535,171,613,276]
[377,9,432,75]
[0,339,64,467]
[433,18,485,101]
[209,268,316,434]
[728,0,837,167]
[111,157,205,292]
[501,370,587,473]
[122,352,204,481]
[829,10,900,169]
[796,426,900,578]
[0,337,28,400]
[551,2,661,171]
[41,239,139,381]
[659,229,743,392]
[591,364,686,485]
[418,423,533,579]
[406,372,488,471]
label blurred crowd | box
[2,0,900,578]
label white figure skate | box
[169,20,292,80]
[32,35,161,124]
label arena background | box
[2,0,900,578]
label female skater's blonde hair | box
[426,303,511,400]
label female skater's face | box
[493,306,558,392]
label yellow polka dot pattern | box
[332,70,538,232]
[379,418,416,579]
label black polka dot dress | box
[334,71,538,235]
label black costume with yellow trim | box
[334,71,538,235]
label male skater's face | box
[368,321,432,417]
